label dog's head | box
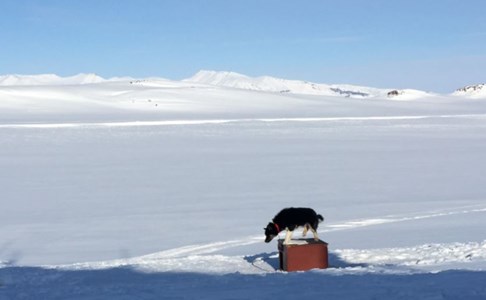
[264,222,279,243]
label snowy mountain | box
[184,70,433,99]
[453,83,486,98]
[0,73,105,86]
[184,70,380,98]
[0,71,440,100]
[1,71,483,102]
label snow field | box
[2,72,486,298]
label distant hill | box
[453,84,486,98]
[184,70,434,100]
[2,70,481,100]
[0,73,105,86]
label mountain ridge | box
[0,73,105,86]
[453,84,486,98]
[184,70,441,99]
[1,70,484,98]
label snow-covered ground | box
[1,72,486,299]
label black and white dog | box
[264,207,324,244]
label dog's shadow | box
[244,251,368,271]
[244,252,280,271]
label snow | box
[184,70,435,99]
[386,89,434,100]
[184,70,384,97]
[1,72,486,299]
[0,73,106,86]
[453,84,486,98]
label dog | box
[264,207,324,244]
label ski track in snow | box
[55,204,486,274]
[143,204,486,259]
[1,113,486,129]
[325,205,486,231]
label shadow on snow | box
[1,263,486,299]
[244,251,368,272]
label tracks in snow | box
[60,204,486,274]
[126,204,486,261]
[324,205,486,232]
[1,113,486,129]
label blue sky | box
[1,0,485,92]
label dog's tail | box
[317,214,324,222]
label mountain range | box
[1,70,484,99]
